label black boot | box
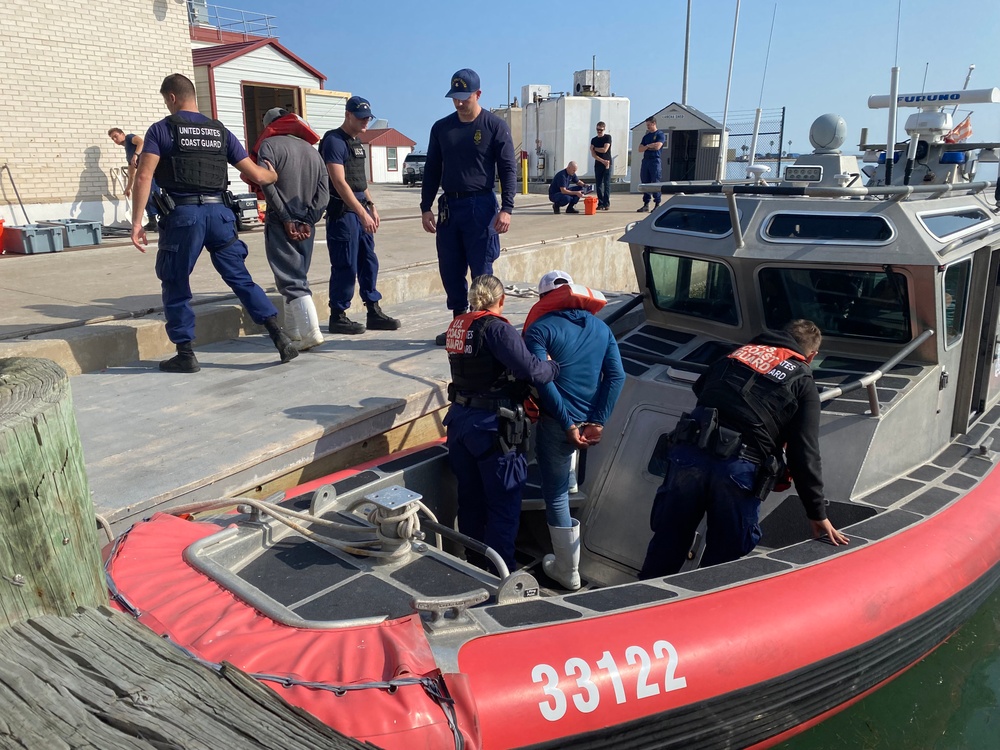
[365,301,401,331]
[159,343,200,373]
[264,315,299,363]
[144,216,158,232]
[435,308,467,346]
[328,309,365,335]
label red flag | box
[944,115,973,144]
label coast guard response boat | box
[105,88,1000,749]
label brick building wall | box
[0,0,194,225]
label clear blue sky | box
[232,0,1000,155]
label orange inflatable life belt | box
[522,283,607,333]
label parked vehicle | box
[402,153,426,186]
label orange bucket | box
[583,195,598,216]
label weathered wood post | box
[0,358,106,629]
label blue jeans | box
[156,203,277,344]
[436,193,500,312]
[535,416,576,527]
[640,443,761,578]
[640,160,662,206]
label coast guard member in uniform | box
[445,274,560,573]
[421,68,518,346]
[637,116,665,212]
[640,320,849,578]
[320,96,400,335]
[108,127,159,231]
[130,73,297,373]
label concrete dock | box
[0,185,642,529]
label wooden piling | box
[0,358,106,629]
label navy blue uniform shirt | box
[421,109,517,214]
[548,169,584,200]
[641,130,666,162]
[483,319,560,387]
[123,134,139,163]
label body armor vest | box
[696,344,809,452]
[324,128,368,193]
[447,312,514,396]
[154,114,228,194]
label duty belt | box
[444,189,493,200]
[451,393,515,411]
[172,194,225,205]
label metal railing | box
[818,328,935,416]
[189,2,277,38]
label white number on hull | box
[531,641,687,721]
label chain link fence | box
[703,108,787,181]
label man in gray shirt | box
[257,108,330,349]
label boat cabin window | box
[919,208,991,240]
[647,252,739,325]
[652,206,733,236]
[943,260,971,346]
[763,213,893,243]
[759,267,911,341]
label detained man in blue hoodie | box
[523,270,625,589]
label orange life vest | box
[522,283,607,334]
[243,113,321,197]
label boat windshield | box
[646,251,739,325]
[759,268,911,342]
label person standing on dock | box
[640,320,849,578]
[320,96,401,335]
[256,107,329,351]
[636,117,665,212]
[421,68,518,346]
[590,122,612,210]
[548,162,587,214]
[108,127,160,231]
[129,73,298,373]
[445,274,560,575]
[523,271,625,590]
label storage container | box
[1,224,64,254]
[40,219,102,247]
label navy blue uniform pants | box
[436,193,500,312]
[640,160,662,207]
[639,443,761,578]
[155,203,277,345]
[444,404,527,573]
[551,193,581,209]
[326,210,381,312]
[594,161,611,208]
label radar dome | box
[809,114,847,153]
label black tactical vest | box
[154,114,229,194]
[324,128,368,194]
[448,315,513,395]
[696,346,809,450]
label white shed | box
[629,103,726,190]
[359,129,417,184]
[191,39,347,187]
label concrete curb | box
[0,228,636,375]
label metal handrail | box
[818,328,935,416]
[651,181,995,199]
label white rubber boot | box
[283,298,301,343]
[542,519,581,590]
[292,295,325,351]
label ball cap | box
[262,107,289,127]
[538,270,574,295]
[446,69,480,100]
[346,96,375,120]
